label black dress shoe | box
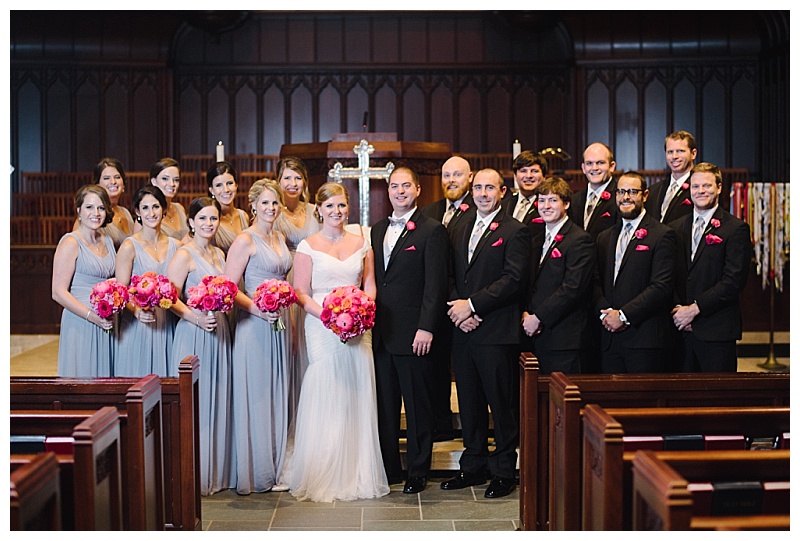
[440,470,486,490]
[403,476,427,494]
[484,477,516,498]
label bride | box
[287,182,389,502]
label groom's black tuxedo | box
[371,209,449,480]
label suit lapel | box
[468,215,499,268]
[385,210,419,273]
[617,214,649,275]
[587,180,615,230]
[691,208,723,268]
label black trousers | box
[682,332,738,372]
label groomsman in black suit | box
[502,150,547,233]
[421,155,477,441]
[644,130,697,223]
[594,171,677,373]
[441,168,531,499]
[670,162,752,372]
[522,178,596,374]
[371,166,449,494]
[569,142,619,239]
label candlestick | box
[216,141,224,162]
[513,139,521,159]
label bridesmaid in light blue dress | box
[226,179,294,494]
[146,157,189,242]
[207,161,249,255]
[115,186,179,377]
[274,157,320,434]
[52,185,117,377]
[72,157,135,250]
[168,196,235,496]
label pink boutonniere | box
[710,218,721,229]
[405,220,416,231]
[681,198,692,206]
[550,248,563,258]
[635,245,650,251]
[404,245,416,251]
[634,228,647,239]
[601,211,611,218]
[531,217,544,224]
[489,222,499,231]
[491,238,503,247]
[705,234,723,245]
[533,200,539,208]
[681,182,690,191]
[459,203,469,212]
[600,191,611,200]
[554,234,563,243]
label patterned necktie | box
[388,216,406,227]
[443,202,456,227]
[691,216,705,260]
[514,197,530,222]
[614,222,633,282]
[661,181,679,220]
[468,220,485,263]
[585,191,598,228]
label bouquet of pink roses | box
[186,275,238,314]
[253,279,298,331]
[320,285,376,343]
[128,271,178,310]
[90,278,130,331]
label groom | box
[371,166,449,494]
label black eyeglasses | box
[616,188,644,197]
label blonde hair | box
[313,182,349,223]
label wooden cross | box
[328,139,395,226]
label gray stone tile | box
[363,507,422,521]
[454,520,517,531]
[271,505,364,529]
[202,500,278,521]
[206,520,273,531]
[419,485,484,501]
[270,527,360,531]
[335,491,420,507]
[363,520,455,531]
[421,500,519,521]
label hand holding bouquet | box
[254,279,298,331]
[320,285,376,343]
[90,278,130,332]
[129,272,178,311]
[186,275,238,314]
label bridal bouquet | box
[253,279,298,331]
[90,279,130,331]
[186,275,238,313]
[128,272,178,310]
[320,285,376,343]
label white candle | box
[513,139,521,159]
[216,141,224,162]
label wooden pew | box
[582,404,790,530]
[631,450,790,530]
[10,451,62,530]
[10,407,124,530]
[516,351,790,531]
[9,355,201,531]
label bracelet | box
[86,309,91,321]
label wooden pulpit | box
[280,134,451,226]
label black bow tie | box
[388,217,406,227]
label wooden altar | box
[280,135,451,225]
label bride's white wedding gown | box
[287,237,389,502]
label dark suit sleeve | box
[534,233,596,327]
[694,220,752,315]
[417,223,449,333]
[470,225,532,315]
[593,229,612,312]
[620,227,677,324]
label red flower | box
[634,228,648,239]
[531,217,544,224]
[705,234,723,245]
[406,220,416,231]
[551,248,563,258]
[682,182,690,190]
[554,234,563,243]
[489,222,499,231]
[459,203,469,212]
[600,191,611,200]
[533,200,539,208]
[710,218,721,229]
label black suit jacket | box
[594,212,677,349]
[669,208,751,342]
[449,210,531,346]
[502,194,545,235]
[569,178,619,239]
[370,210,449,356]
[527,219,596,351]
[421,194,476,233]
[644,177,693,223]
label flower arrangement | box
[90,279,130,331]
[253,279,298,331]
[320,285,376,343]
[128,272,178,310]
[186,275,238,313]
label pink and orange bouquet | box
[128,272,178,311]
[186,275,238,313]
[253,279,298,331]
[90,279,130,331]
[320,285,376,343]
